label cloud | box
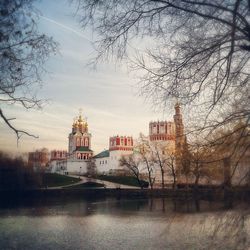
[39,15,93,42]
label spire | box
[79,108,83,116]
[174,102,185,174]
[174,101,181,115]
[174,102,184,149]
[174,101,182,122]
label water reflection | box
[0,197,249,250]
[0,197,229,217]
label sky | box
[0,0,177,155]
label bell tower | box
[174,102,186,174]
[68,109,93,160]
[174,102,184,148]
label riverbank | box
[1,186,250,203]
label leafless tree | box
[120,154,145,189]
[136,134,178,189]
[74,0,250,141]
[207,121,250,186]
[0,0,57,140]
[165,153,177,189]
[152,143,167,189]
[188,142,217,188]
[177,139,224,188]
[136,133,155,189]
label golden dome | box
[78,115,84,123]
[72,109,89,132]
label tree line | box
[120,122,250,189]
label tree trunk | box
[161,168,165,189]
[136,177,143,189]
[194,174,200,190]
[223,157,232,207]
[223,157,231,188]
[172,173,176,190]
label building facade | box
[68,113,93,160]
[66,112,93,174]
[94,135,134,174]
[149,121,175,142]
[49,150,67,173]
[135,103,185,187]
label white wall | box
[95,150,133,174]
[66,160,88,174]
[109,150,133,171]
[95,156,110,174]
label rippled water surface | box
[0,197,249,250]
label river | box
[0,197,249,250]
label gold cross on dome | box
[79,108,83,116]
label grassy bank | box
[42,173,80,187]
[64,182,104,189]
[96,175,148,188]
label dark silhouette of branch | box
[0,108,38,140]
[120,155,145,189]
[74,0,249,133]
[0,0,58,140]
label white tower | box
[68,111,93,160]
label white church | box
[50,112,93,174]
[50,104,185,184]
[47,103,249,187]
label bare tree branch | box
[0,0,58,141]
[0,108,38,141]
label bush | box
[0,151,38,190]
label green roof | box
[75,146,93,152]
[93,150,110,159]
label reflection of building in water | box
[94,135,134,175]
